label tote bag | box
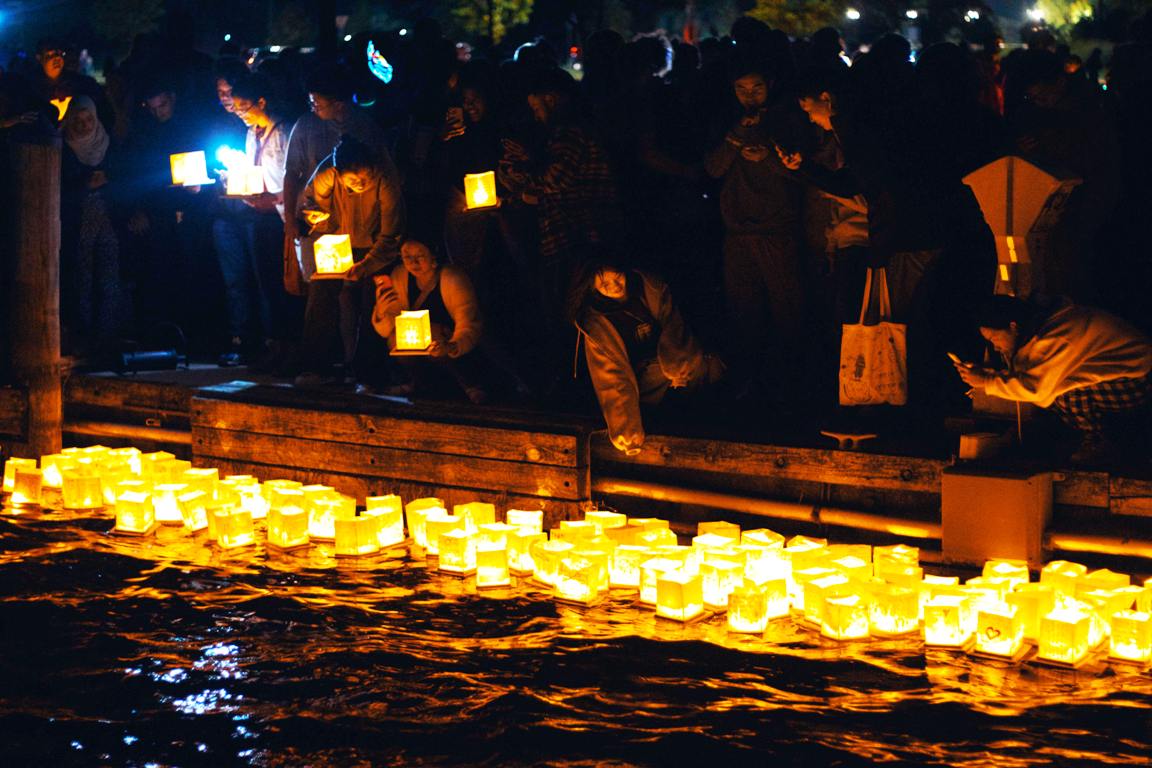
[839,267,908,406]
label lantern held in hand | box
[393,310,433,354]
[312,235,355,279]
[463,171,498,210]
[170,151,213,186]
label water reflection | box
[0,505,1149,766]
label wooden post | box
[7,139,62,456]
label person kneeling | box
[954,295,1152,464]
[370,238,488,403]
[572,259,723,455]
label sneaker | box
[217,338,246,368]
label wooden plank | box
[0,387,28,440]
[194,428,588,501]
[65,376,191,417]
[592,434,944,493]
[204,458,582,530]
[191,397,583,468]
[1053,471,1110,509]
[1110,477,1152,518]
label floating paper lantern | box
[555,549,609,604]
[556,520,602,542]
[640,558,683,605]
[177,490,209,533]
[701,558,743,609]
[152,483,188,524]
[424,512,463,556]
[463,171,498,210]
[115,490,154,534]
[871,583,921,636]
[974,604,1024,657]
[268,486,305,514]
[267,505,309,550]
[182,467,220,500]
[791,566,837,611]
[656,569,705,622]
[395,310,433,352]
[822,593,870,640]
[1038,608,1094,665]
[1078,568,1130,597]
[506,508,544,535]
[61,469,103,510]
[635,527,678,548]
[309,496,355,541]
[235,483,268,520]
[585,510,627,530]
[39,453,74,488]
[924,595,973,647]
[226,165,265,196]
[742,528,786,549]
[831,555,871,581]
[3,457,38,493]
[698,520,741,539]
[727,584,771,633]
[876,562,924,588]
[1006,583,1056,642]
[476,545,511,587]
[365,495,405,548]
[983,559,1030,589]
[1139,580,1152,614]
[215,506,255,549]
[476,523,516,551]
[692,532,739,554]
[873,544,920,572]
[804,574,852,624]
[99,462,133,506]
[609,545,649,589]
[509,530,545,574]
[1109,610,1152,663]
[531,540,575,586]
[454,501,497,531]
[170,151,212,186]
[785,536,829,572]
[439,529,477,573]
[10,467,44,506]
[313,234,354,278]
[335,513,382,557]
[405,497,445,547]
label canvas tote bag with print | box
[839,267,908,406]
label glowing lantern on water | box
[3,457,38,493]
[10,467,43,506]
[804,574,852,624]
[831,555,871,581]
[556,520,602,542]
[742,528,786,549]
[267,505,309,550]
[394,310,433,352]
[640,558,683,605]
[555,549,609,604]
[268,486,305,514]
[791,566,837,611]
[873,544,920,572]
[61,469,103,510]
[177,490,208,533]
[226,165,265,196]
[1006,583,1056,642]
[876,562,924,588]
[312,234,355,278]
[463,171,498,210]
[335,513,382,557]
[115,490,155,534]
[170,151,212,186]
[692,532,739,553]
[454,501,496,531]
[152,483,189,524]
[182,467,220,500]
[439,529,478,574]
[785,536,829,572]
[656,569,705,622]
[310,496,355,541]
[924,595,973,647]
[726,584,768,633]
[698,520,741,539]
[701,558,743,609]
[1140,580,1152,614]
[585,510,627,530]
[509,530,545,574]
[635,527,678,548]
[406,497,445,547]
[1038,608,1094,665]
[983,559,1031,589]
[822,594,870,640]
[234,483,268,520]
[365,495,405,547]
[742,543,788,584]
[609,545,650,589]
[476,544,511,587]
[1109,610,1152,663]
[39,454,74,488]
[506,509,544,535]
[871,583,921,636]
[1077,568,1130,598]
[531,540,575,586]
[974,604,1024,657]
[214,506,255,549]
[424,512,463,556]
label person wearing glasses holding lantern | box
[297,134,405,389]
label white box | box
[942,467,1052,567]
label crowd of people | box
[2,14,1152,462]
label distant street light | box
[846,8,861,21]
[905,10,919,19]
[964,9,981,21]
[1026,7,1045,22]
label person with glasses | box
[32,38,113,130]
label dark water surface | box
[1,506,1149,767]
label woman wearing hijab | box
[61,94,126,362]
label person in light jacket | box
[371,237,487,402]
[954,294,1152,463]
[571,258,722,455]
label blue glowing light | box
[367,40,393,84]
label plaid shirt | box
[1050,374,1151,434]
[500,124,618,261]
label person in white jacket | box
[371,238,487,402]
[954,295,1152,461]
